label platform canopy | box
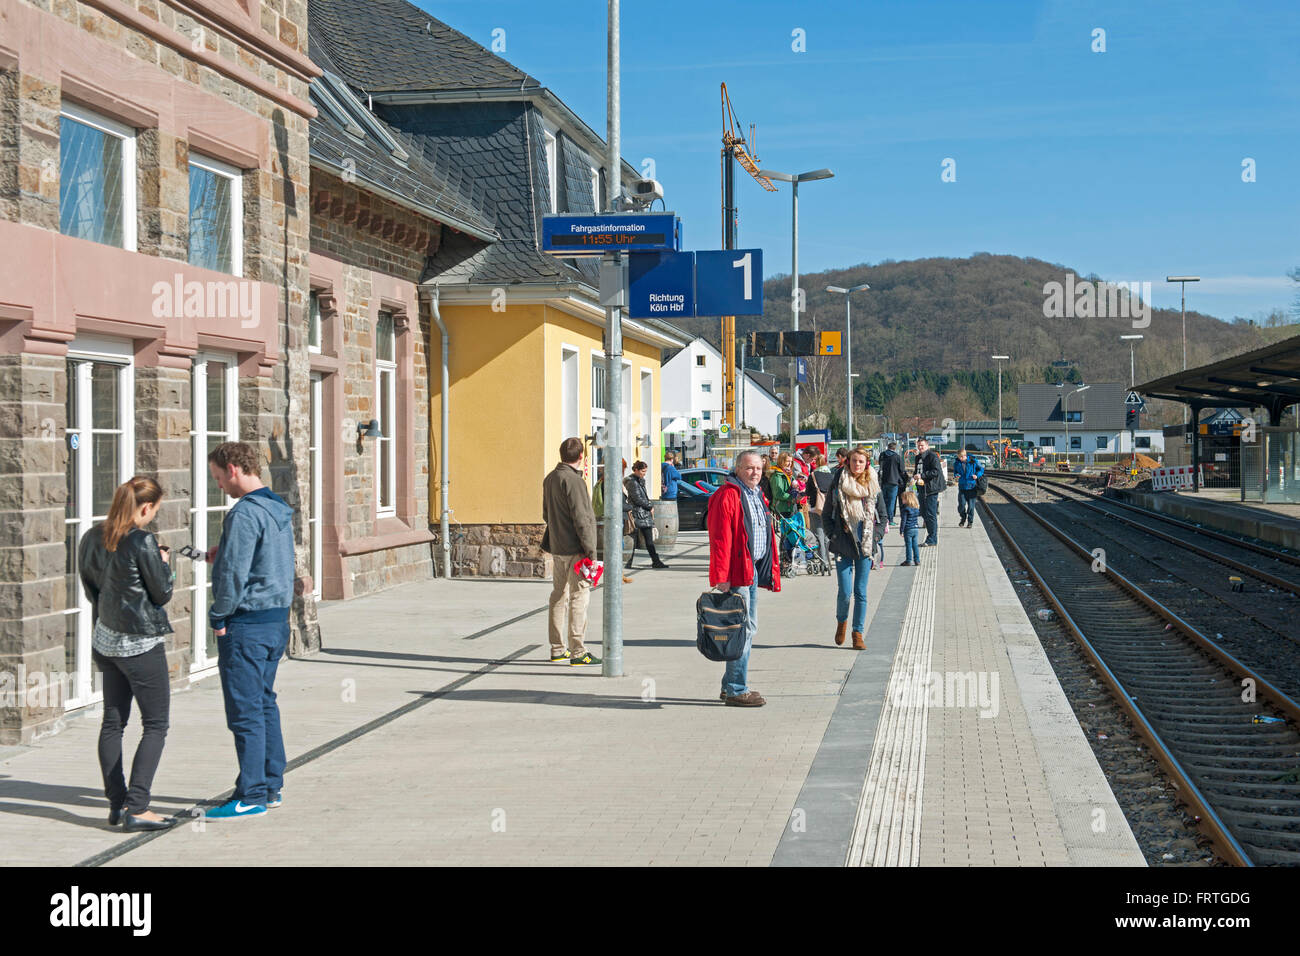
[1137,332,1300,425]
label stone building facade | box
[306,166,438,599]
[0,0,319,743]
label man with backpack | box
[877,441,908,524]
[952,448,985,529]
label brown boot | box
[834,622,847,646]
[851,631,865,650]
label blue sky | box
[415,0,1300,321]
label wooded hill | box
[671,253,1297,431]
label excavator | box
[987,438,1027,465]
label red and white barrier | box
[1151,465,1195,491]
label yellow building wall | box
[430,302,666,527]
[431,303,547,525]
[541,306,663,499]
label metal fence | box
[1242,427,1300,503]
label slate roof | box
[308,74,497,239]
[309,0,610,288]
[309,0,539,94]
[1018,383,1127,431]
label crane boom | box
[719,84,775,431]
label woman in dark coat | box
[822,447,887,650]
[624,461,668,570]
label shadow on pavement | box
[417,688,717,709]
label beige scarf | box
[838,467,880,552]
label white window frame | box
[1039,436,1056,448]
[64,337,135,710]
[376,313,397,517]
[308,290,322,354]
[590,164,600,211]
[190,352,239,674]
[59,101,137,252]
[543,126,558,214]
[560,344,580,442]
[188,152,244,277]
[309,372,323,599]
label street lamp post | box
[992,354,1009,465]
[758,167,834,452]
[827,283,869,444]
[1167,276,1200,428]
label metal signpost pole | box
[602,0,623,678]
[790,179,799,454]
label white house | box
[1018,383,1165,458]
[661,337,786,440]
[741,368,784,437]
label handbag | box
[696,588,749,662]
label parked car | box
[675,468,729,531]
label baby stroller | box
[776,510,831,577]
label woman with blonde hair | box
[822,446,887,649]
[77,476,177,832]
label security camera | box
[623,178,664,208]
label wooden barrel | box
[653,498,679,549]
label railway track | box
[992,470,1300,585]
[982,481,1300,866]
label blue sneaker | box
[267,790,282,809]
[205,798,267,820]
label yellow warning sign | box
[819,331,842,355]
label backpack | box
[975,471,989,497]
[695,589,749,661]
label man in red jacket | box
[707,450,781,707]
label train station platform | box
[775,488,1143,866]
[1112,487,1300,551]
[0,489,1142,867]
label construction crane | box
[720,83,776,430]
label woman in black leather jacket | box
[78,476,176,832]
[624,461,668,570]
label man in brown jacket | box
[542,437,600,666]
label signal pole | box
[601,0,623,678]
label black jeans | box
[94,644,170,815]
[922,493,940,543]
[626,526,661,567]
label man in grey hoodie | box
[203,441,295,820]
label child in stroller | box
[776,509,831,577]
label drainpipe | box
[429,286,452,578]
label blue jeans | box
[905,528,920,563]
[883,483,900,522]
[217,617,289,805]
[722,582,758,697]
[958,488,979,522]
[835,555,871,633]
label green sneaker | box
[549,650,571,663]
[569,652,602,667]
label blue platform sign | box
[628,251,695,319]
[541,213,681,257]
[695,249,763,317]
